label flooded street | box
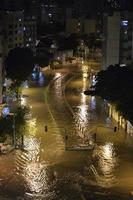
[0,64,133,199]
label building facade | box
[102,12,120,69]
[66,18,97,35]
[24,15,36,55]
[0,12,4,103]
[0,3,37,104]
[120,11,133,65]
[102,11,133,69]
[3,10,24,55]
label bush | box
[0,106,30,142]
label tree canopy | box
[57,34,78,50]
[34,51,53,67]
[5,47,34,82]
[85,65,133,124]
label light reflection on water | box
[25,118,37,136]
[53,73,63,102]
[38,71,45,87]
[73,73,97,140]
[90,96,96,111]
[2,68,133,199]
[92,143,118,188]
[15,136,56,199]
[24,162,48,195]
[70,71,119,189]
[15,113,51,197]
[54,74,62,94]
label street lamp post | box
[12,113,16,147]
[8,112,16,147]
[1,106,16,148]
[10,112,24,149]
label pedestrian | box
[65,135,68,140]
[45,125,48,132]
[114,126,117,132]
[93,133,96,141]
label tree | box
[33,52,53,67]
[5,47,34,82]
[58,34,78,50]
[85,64,133,124]
[0,106,28,142]
[5,47,34,96]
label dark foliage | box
[34,52,53,67]
[0,106,28,140]
[58,34,78,50]
[85,64,133,124]
[37,22,65,36]
[5,47,34,82]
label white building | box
[102,11,133,69]
[102,12,120,69]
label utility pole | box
[12,113,16,147]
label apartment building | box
[24,15,37,55]
[3,10,24,55]
[0,12,3,104]
[66,18,97,35]
[102,11,133,69]
[102,12,120,69]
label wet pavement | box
[0,65,133,199]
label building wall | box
[3,10,24,55]
[66,18,97,35]
[102,12,120,69]
[66,18,80,34]
[24,15,36,55]
[0,12,4,104]
[83,19,96,34]
[0,41,3,104]
[120,11,133,65]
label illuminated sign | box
[2,106,10,117]
[121,20,128,26]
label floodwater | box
[0,65,133,200]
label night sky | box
[0,0,133,11]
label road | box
[0,64,133,200]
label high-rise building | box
[102,10,133,69]
[0,0,24,10]
[0,12,4,103]
[24,15,36,55]
[120,11,133,65]
[3,10,24,55]
[102,12,120,69]
[0,1,37,104]
[102,0,133,11]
